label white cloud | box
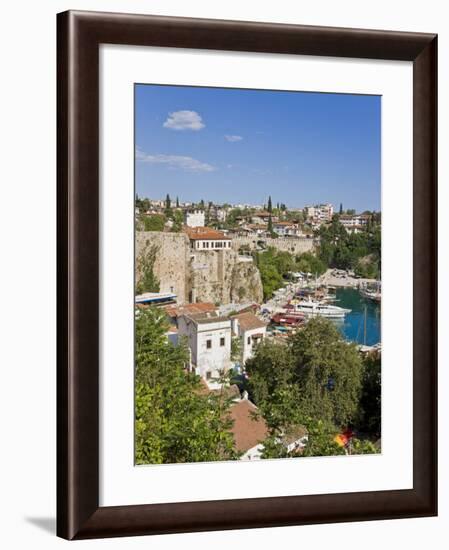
[224,134,243,142]
[163,110,205,131]
[136,149,215,173]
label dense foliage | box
[317,214,381,278]
[255,248,326,299]
[358,354,381,437]
[255,248,293,299]
[135,308,237,464]
[295,252,326,277]
[135,242,160,295]
[245,317,377,458]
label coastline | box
[318,268,378,289]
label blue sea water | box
[333,288,381,346]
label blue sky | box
[135,84,381,212]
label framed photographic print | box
[57,10,437,540]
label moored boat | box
[290,299,351,318]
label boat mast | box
[363,305,367,345]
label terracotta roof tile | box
[184,226,231,240]
[229,399,268,453]
[231,311,267,332]
[164,302,217,319]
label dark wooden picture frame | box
[57,10,437,540]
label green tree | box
[317,215,381,275]
[176,196,179,208]
[135,242,160,295]
[339,203,343,215]
[255,247,301,298]
[296,252,326,276]
[300,419,346,457]
[267,196,272,213]
[290,318,363,427]
[141,214,166,232]
[231,336,242,363]
[256,248,286,299]
[350,438,379,455]
[164,194,172,217]
[247,318,363,433]
[135,308,237,464]
[245,340,298,430]
[171,210,184,232]
[358,354,381,436]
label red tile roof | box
[164,302,217,319]
[229,399,268,453]
[231,311,267,332]
[184,226,231,240]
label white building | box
[231,311,267,363]
[210,205,228,223]
[185,226,232,250]
[305,203,334,224]
[339,213,371,233]
[184,209,205,228]
[272,221,302,237]
[177,313,232,384]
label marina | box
[333,287,381,346]
[265,277,380,347]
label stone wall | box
[232,235,315,255]
[136,232,190,303]
[136,231,263,305]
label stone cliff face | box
[230,259,263,304]
[136,231,263,305]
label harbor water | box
[333,288,381,346]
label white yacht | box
[291,299,351,318]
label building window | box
[220,337,225,347]
[206,339,212,349]
[247,336,251,345]
[203,242,206,248]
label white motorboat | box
[291,299,351,318]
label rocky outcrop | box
[136,231,263,305]
[230,258,263,304]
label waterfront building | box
[185,226,232,250]
[231,311,267,363]
[177,313,232,384]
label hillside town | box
[135,195,382,463]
